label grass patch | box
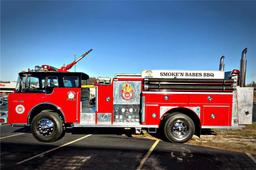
[188,123,256,154]
[133,123,256,154]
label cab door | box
[8,75,47,124]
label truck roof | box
[19,71,89,79]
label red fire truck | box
[8,49,253,143]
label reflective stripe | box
[201,125,242,129]
[81,85,95,88]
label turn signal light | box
[232,69,240,75]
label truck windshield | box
[16,74,44,93]
[15,76,21,92]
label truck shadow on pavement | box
[13,127,141,137]
[13,126,31,133]
[13,126,218,141]
[1,138,255,170]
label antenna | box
[73,53,77,72]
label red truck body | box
[7,49,254,143]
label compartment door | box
[203,106,231,126]
[113,80,141,123]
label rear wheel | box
[163,112,195,143]
[31,111,64,142]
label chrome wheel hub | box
[37,118,54,136]
[171,119,189,139]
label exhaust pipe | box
[219,56,225,71]
[239,48,247,87]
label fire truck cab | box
[8,49,254,143]
[8,71,90,141]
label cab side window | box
[28,76,40,89]
[44,76,59,94]
[47,76,58,87]
[20,75,44,92]
[63,76,79,88]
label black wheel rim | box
[37,118,55,136]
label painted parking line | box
[0,133,25,140]
[246,152,256,164]
[137,139,160,170]
[16,134,92,165]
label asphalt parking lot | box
[1,125,255,170]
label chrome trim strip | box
[142,91,233,95]
[231,90,238,126]
[202,125,243,129]
[76,92,79,121]
[159,106,200,118]
[203,105,230,108]
[141,96,145,123]
[115,74,141,78]
[145,104,159,107]
[96,86,98,112]
[12,124,27,127]
[160,106,176,118]
[73,123,158,128]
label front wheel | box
[31,111,64,142]
[163,113,195,143]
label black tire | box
[163,112,195,143]
[31,111,64,142]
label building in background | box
[0,81,15,123]
[0,81,16,97]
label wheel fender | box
[28,102,65,124]
[160,106,201,136]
